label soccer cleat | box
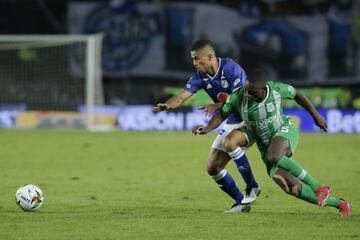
[314,185,332,206]
[225,202,251,213]
[242,187,261,204]
[337,199,352,217]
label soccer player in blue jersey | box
[153,39,260,213]
[193,69,352,217]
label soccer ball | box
[15,184,44,211]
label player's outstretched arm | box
[192,112,225,135]
[294,90,327,132]
[153,90,193,112]
[198,102,223,116]
[198,92,229,115]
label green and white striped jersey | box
[220,81,296,146]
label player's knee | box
[273,174,291,194]
[223,135,237,152]
[266,151,282,165]
[206,162,220,176]
[290,183,301,197]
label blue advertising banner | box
[116,105,207,131]
[285,108,360,133]
[0,104,26,128]
[90,105,360,133]
[3,105,360,133]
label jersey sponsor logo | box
[217,92,228,103]
[266,103,275,112]
[250,114,277,127]
[206,84,213,89]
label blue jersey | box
[185,58,246,124]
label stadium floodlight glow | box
[0,34,104,130]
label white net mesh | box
[0,34,103,129]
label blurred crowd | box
[0,0,358,108]
[91,0,354,17]
[0,0,355,34]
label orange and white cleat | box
[314,185,332,206]
[337,199,352,217]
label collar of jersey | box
[205,58,221,80]
[259,85,270,104]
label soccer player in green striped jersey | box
[193,69,352,217]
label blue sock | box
[212,169,244,203]
[229,147,258,190]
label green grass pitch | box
[0,130,359,239]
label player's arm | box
[193,91,236,135]
[153,90,193,112]
[192,112,225,135]
[294,90,327,132]
[198,101,224,115]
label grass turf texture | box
[0,130,359,240]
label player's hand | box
[314,114,327,132]
[192,125,209,135]
[153,103,169,112]
[198,103,222,116]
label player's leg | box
[223,129,260,203]
[272,168,302,197]
[217,124,259,192]
[272,168,350,216]
[207,148,245,206]
[266,136,320,188]
[273,168,318,203]
[266,124,331,206]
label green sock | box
[278,156,321,190]
[299,183,341,208]
[325,197,342,207]
[299,183,317,204]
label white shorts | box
[211,122,245,152]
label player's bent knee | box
[222,135,234,152]
[290,183,301,197]
[265,153,276,165]
[266,152,282,165]
[273,174,290,194]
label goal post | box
[0,33,104,130]
[86,34,103,131]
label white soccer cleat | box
[242,187,261,204]
[225,203,251,213]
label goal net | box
[0,34,104,130]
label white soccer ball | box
[15,184,44,211]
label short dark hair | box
[191,39,215,51]
[248,68,267,87]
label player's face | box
[245,81,267,102]
[190,50,211,73]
